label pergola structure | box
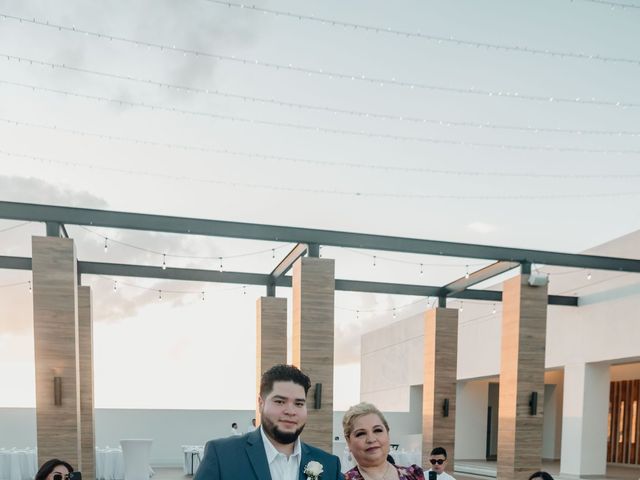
[2,200,640,480]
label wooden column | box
[32,236,81,469]
[422,307,458,471]
[497,274,548,480]
[256,296,287,423]
[78,286,95,480]
[292,257,335,452]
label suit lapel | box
[245,429,272,480]
[298,442,311,480]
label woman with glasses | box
[343,402,424,480]
[34,458,74,480]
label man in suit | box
[194,364,342,480]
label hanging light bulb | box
[272,248,275,259]
[459,301,464,312]
[492,304,496,315]
[392,307,396,319]
[162,253,167,270]
[243,286,246,295]
[201,290,205,301]
[158,289,162,300]
[356,309,360,320]
[219,257,223,272]
[113,280,118,292]
[420,263,424,275]
[104,237,108,253]
[587,271,592,281]
[373,255,377,267]
[28,280,32,293]
[465,265,470,279]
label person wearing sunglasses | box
[34,458,74,480]
[343,402,424,480]
[427,447,455,480]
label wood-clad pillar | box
[78,286,95,480]
[497,274,548,480]
[292,257,335,452]
[422,307,458,471]
[256,296,287,423]
[32,236,81,469]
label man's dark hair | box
[35,459,74,480]
[430,446,447,458]
[259,364,311,398]
[231,422,237,428]
[529,472,554,480]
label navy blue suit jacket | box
[193,428,342,480]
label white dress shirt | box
[429,469,456,480]
[260,427,302,480]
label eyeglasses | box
[430,459,445,465]
[52,474,70,480]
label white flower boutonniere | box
[304,460,324,480]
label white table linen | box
[181,446,204,476]
[0,448,37,480]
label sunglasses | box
[430,459,445,465]
[52,474,70,480]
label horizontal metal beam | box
[443,261,520,296]
[270,243,308,279]
[0,255,577,306]
[2,201,640,272]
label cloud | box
[467,221,497,234]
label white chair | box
[120,439,152,480]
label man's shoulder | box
[301,442,339,461]
[205,432,253,451]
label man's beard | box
[261,416,305,445]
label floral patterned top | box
[344,464,425,480]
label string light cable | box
[4,54,640,135]
[0,221,32,234]
[3,148,640,201]
[2,13,640,104]
[73,224,290,262]
[0,280,31,290]
[207,0,640,66]
[91,274,247,298]
[3,117,640,180]
[4,80,640,155]
[571,0,640,10]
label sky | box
[0,0,639,410]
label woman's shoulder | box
[395,464,425,480]
[344,466,363,480]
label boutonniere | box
[304,460,324,480]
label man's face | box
[258,380,308,446]
[429,454,447,474]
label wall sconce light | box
[442,398,450,417]
[529,391,538,415]
[54,376,62,406]
[313,383,322,410]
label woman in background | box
[34,459,74,480]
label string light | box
[201,290,205,301]
[6,118,640,178]
[492,304,497,314]
[242,285,246,295]
[420,263,424,275]
[392,307,397,319]
[587,271,592,280]
[356,309,360,319]
[465,265,470,279]
[4,149,640,202]
[10,80,640,154]
[272,248,275,259]
[373,255,377,267]
[459,301,464,312]
[219,257,223,272]
[162,253,167,270]
[572,0,640,10]
[113,280,118,292]
[5,54,640,133]
[158,289,162,300]
[28,280,32,293]
[205,1,640,66]
[104,237,108,253]
[0,221,31,234]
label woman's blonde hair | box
[342,402,390,439]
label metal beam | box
[443,261,520,296]
[2,201,640,272]
[0,255,577,306]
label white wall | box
[455,380,488,460]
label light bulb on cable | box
[243,286,246,295]
[113,280,118,292]
[373,255,377,267]
[492,304,496,315]
[459,301,464,312]
[392,307,396,319]
[162,253,167,270]
[465,265,470,279]
[420,263,423,275]
[201,290,205,301]
[28,280,32,293]
[587,271,592,281]
[219,257,223,272]
[158,289,162,300]
[104,237,108,253]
